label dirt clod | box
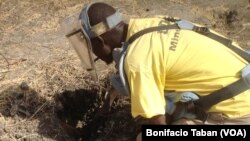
[226,10,239,27]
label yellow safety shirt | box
[124,17,250,118]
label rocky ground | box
[0,0,249,141]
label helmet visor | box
[61,14,96,71]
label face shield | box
[61,3,122,80]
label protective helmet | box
[61,2,122,79]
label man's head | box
[80,2,128,64]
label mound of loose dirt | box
[0,0,249,141]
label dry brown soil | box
[0,0,249,141]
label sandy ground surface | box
[0,0,249,141]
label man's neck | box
[121,24,128,43]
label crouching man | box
[63,2,250,141]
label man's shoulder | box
[127,16,168,40]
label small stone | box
[20,82,29,91]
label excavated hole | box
[55,88,139,141]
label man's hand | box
[99,87,118,115]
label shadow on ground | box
[0,83,73,141]
[0,83,137,141]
